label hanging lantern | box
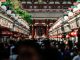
[14,16,18,20]
[11,13,16,18]
[7,10,11,15]
[64,40,68,44]
[71,32,74,36]
[68,11,74,16]
[66,35,70,38]
[73,32,77,36]
[73,7,79,12]
[64,16,69,21]
[1,5,7,11]
[70,32,77,36]
[77,3,80,9]
[58,35,62,38]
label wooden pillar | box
[46,25,49,38]
[32,25,34,39]
[78,29,80,48]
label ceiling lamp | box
[64,16,69,21]
[68,11,74,16]
[1,5,7,11]
[7,10,11,15]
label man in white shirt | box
[73,51,80,60]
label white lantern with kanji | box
[11,13,16,18]
[7,10,12,15]
[64,16,69,21]
[73,8,79,12]
[1,5,7,11]
[68,12,74,16]
[77,3,80,9]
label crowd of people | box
[0,39,80,60]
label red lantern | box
[58,35,62,38]
[74,32,77,36]
[66,35,70,38]
[64,40,68,44]
[70,32,77,36]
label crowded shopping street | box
[0,0,80,60]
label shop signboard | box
[78,19,80,27]
[64,25,71,32]
[0,17,13,29]
[53,30,57,35]
[58,27,63,34]
[77,14,80,27]
[14,26,23,33]
[69,20,77,29]
[57,28,60,34]
[14,26,19,32]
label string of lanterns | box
[0,0,30,29]
[49,0,80,39]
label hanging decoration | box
[1,5,7,11]
[6,10,11,15]
[0,0,32,24]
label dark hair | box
[15,40,41,54]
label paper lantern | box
[66,35,70,38]
[7,10,11,15]
[73,8,79,12]
[71,32,77,36]
[64,40,68,44]
[73,32,77,36]
[68,11,74,16]
[1,5,7,11]
[11,13,16,18]
[14,16,18,20]
[64,16,69,21]
[77,4,80,9]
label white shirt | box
[10,55,18,60]
[73,55,80,60]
